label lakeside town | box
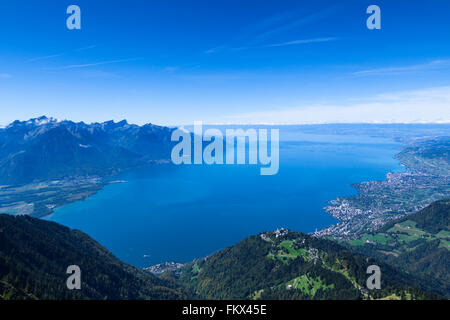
[314,138,450,238]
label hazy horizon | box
[2,114,450,129]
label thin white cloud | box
[247,7,337,46]
[76,45,99,51]
[76,70,119,79]
[221,37,338,52]
[353,59,450,76]
[26,46,100,63]
[205,7,338,54]
[174,72,249,82]
[0,73,12,79]
[224,86,450,124]
[47,58,141,70]
[163,66,179,74]
[263,37,338,48]
[27,54,62,62]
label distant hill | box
[0,116,175,185]
[398,137,450,175]
[0,214,191,300]
[177,229,441,300]
[345,199,450,297]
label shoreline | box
[313,138,450,238]
[0,160,172,219]
[42,180,127,220]
[0,178,126,219]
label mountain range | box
[0,116,175,185]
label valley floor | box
[0,178,112,218]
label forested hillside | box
[0,214,191,300]
[345,199,450,297]
[178,229,441,300]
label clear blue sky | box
[1,0,449,125]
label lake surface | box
[49,131,404,267]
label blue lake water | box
[49,132,404,267]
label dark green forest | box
[0,214,191,300]
[0,200,448,300]
[345,199,450,297]
[178,230,442,300]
